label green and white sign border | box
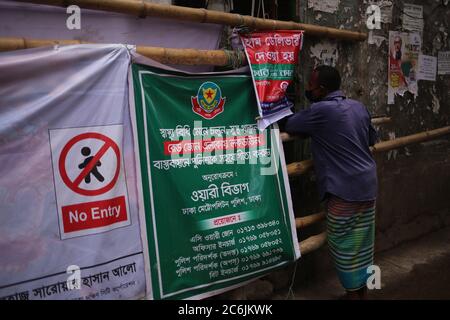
[128,62,300,300]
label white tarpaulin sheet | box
[0,44,147,300]
[0,0,222,72]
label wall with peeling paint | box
[217,0,449,299]
[280,0,450,295]
[291,0,450,248]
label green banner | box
[130,63,300,300]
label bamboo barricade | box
[0,37,241,66]
[288,126,450,177]
[1,38,447,257]
[18,0,367,41]
[279,124,449,254]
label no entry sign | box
[50,125,130,240]
[59,132,121,196]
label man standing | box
[285,66,378,300]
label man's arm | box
[284,106,325,137]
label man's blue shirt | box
[285,90,378,202]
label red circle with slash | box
[59,132,121,196]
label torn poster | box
[240,30,304,130]
[388,31,421,104]
[402,3,423,32]
[379,1,393,23]
[308,0,340,14]
[368,32,387,48]
[310,41,338,67]
[418,54,437,81]
[438,51,450,75]
[369,0,393,24]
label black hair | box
[315,65,341,92]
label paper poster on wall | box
[308,0,340,13]
[388,31,421,104]
[368,32,387,48]
[310,41,338,67]
[402,4,423,32]
[438,51,450,75]
[417,54,437,81]
[369,0,393,24]
[240,30,304,130]
[379,1,393,24]
[130,62,300,300]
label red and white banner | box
[50,125,131,239]
[240,30,304,129]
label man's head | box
[393,36,402,60]
[305,65,341,103]
[394,36,402,52]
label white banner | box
[0,0,222,73]
[0,44,146,300]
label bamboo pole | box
[0,37,86,51]
[371,126,450,153]
[0,36,243,66]
[295,211,326,229]
[299,232,327,255]
[287,126,450,177]
[287,159,314,176]
[136,46,238,66]
[17,0,367,41]
[371,117,392,126]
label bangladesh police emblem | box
[191,81,226,119]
